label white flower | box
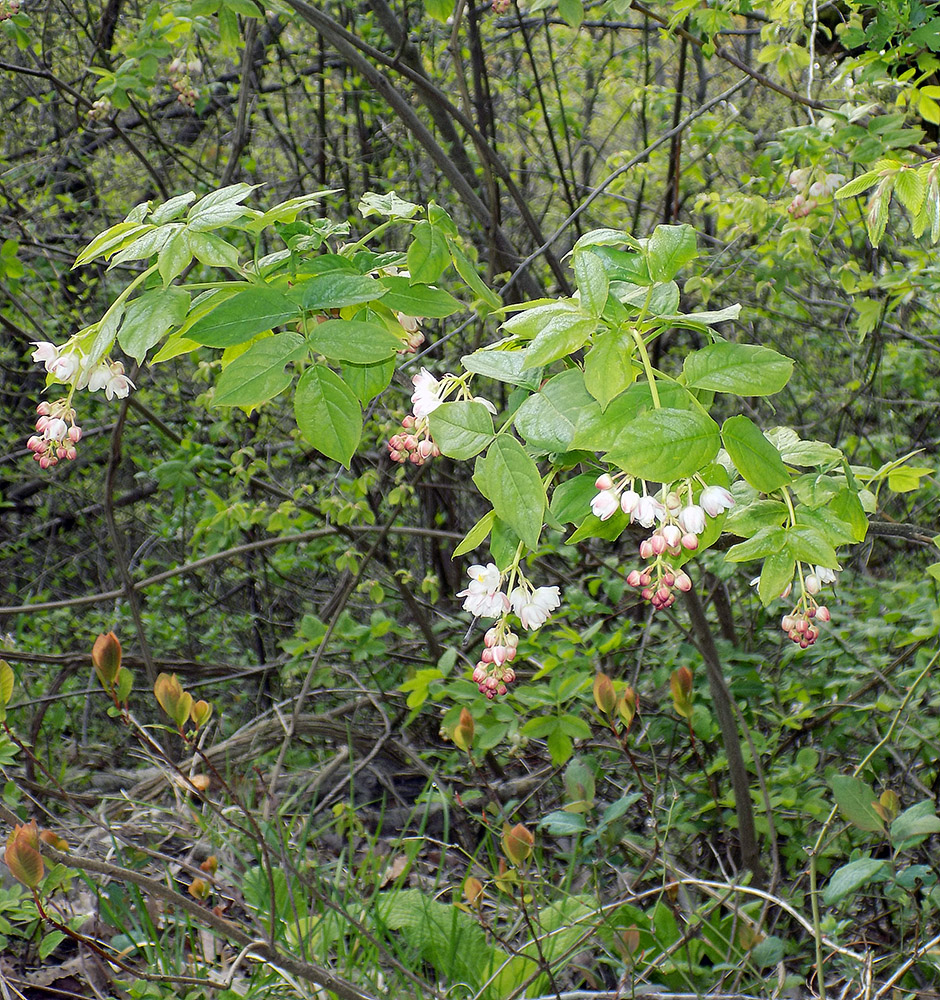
[31,342,59,371]
[678,504,706,535]
[88,360,135,400]
[620,489,640,515]
[45,417,67,441]
[411,368,443,419]
[591,489,619,521]
[396,311,421,333]
[700,485,735,517]
[814,565,837,585]
[49,351,82,383]
[458,563,509,618]
[510,585,560,630]
[634,495,665,528]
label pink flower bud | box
[417,440,434,459]
[781,615,794,631]
[662,572,675,587]
[388,450,401,462]
[639,539,654,560]
[36,402,51,416]
[402,415,415,429]
[68,425,82,442]
[675,572,692,592]
[26,436,44,453]
[503,668,515,684]
[484,628,498,647]
[627,570,642,587]
[472,665,487,683]
[804,574,821,595]
[816,606,830,622]
[681,533,698,550]
[650,534,667,555]
[594,473,613,491]
[661,524,681,548]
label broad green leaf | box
[473,437,545,550]
[342,358,394,403]
[490,516,521,570]
[584,327,636,409]
[606,407,720,482]
[683,343,793,395]
[186,183,257,231]
[502,300,587,340]
[378,275,461,318]
[722,415,790,493]
[461,347,542,389]
[453,509,496,558]
[647,224,696,282]
[151,192,196,225]
[185,285,299,348]
[823,858,890,905]
[407,221,450,284]
[117,286,190,363]
[514,369,598,452]
[572,380,693,452]
[758,550,794,605]
[151,330,201,363]
[725,499,788,536]
[558,0,583,27]
[359,191,420,220]
[657,304,742,330]
[538,810,587,835]
[835,170,882,199]
[784,525,840,569]
[588,246,650,283]
[830,487,868,542]
[829,774,885,833]
[158,230,193,285]
[891,801,940,849]
[522,311,597,369]
[550,474,596,525]
[795,507,857,547]
[725,526,787,563]
[425,0,453,23]
[223,0,263,14]
[618,280,679,315]
[213,333,306,407]
[306,319,402,363]
[573,249,609,316]
[289,272,385,311]
[245,190,340,233]
[429,401,495,459]
[566,508,628,543]
[185,230,241,268]
[294,364,362,467]
[109,225,178,268]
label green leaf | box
[74,221,151,267]
[572,380,693,452]
[407,221,450,284]
[721,415,790,493]
[606,407,720,482]
[448,239,502,310]
[725,499,788,537]
[558,0,583,27]
[758,550,794,605]
[891,800,940,849]
[830,487,869,542]
[425,0,453,22]
[823,858,890,905]
[185,285,299,348]
[117,286,190,363]
[550,475,596,525]
[835,170,883,199]
[473,437,546,550]
[513,369,598,452]
[109,225,178,268]
[502,303,596,369]
[378,275,461,318]
[573,249,609,316]
[222,0,262,14]
[158,230,193,285]
[342,358,395,403]
[460,348,542,389]
[429,401,495,459]
[829,775,886,833]
[584,327,636,409]
[294,364,362,467]
[306,319,402,363]
[646,224,697,282]
[185,230,241,268]
[359,191,420,220]
[39,930,66,961]
[539,810,587,835]
[0,661,13,706]
[186,183,256,231]
[289,272,386,311]
[213,333,306,407]
[725,526,787,563]
[683,343,793,395]
[784,525,840,570]
[453,509,496,558]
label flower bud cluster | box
[168,56,202,108]
[0,0,20,21]
[387,414,440,466]
[87,98,113,122]
[781,564,835,647]
[786,168,844,218]
[395,312,425,354]
[472,624,519,698]
[492,0,511,12]
[27,401,82,468]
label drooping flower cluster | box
[0,0,20,21]
[27,401,81,469]
[458,563,561,697]
[28,341,135,469]
[780,564,836,647]
[168,55,202,108]
[786,168,844,218]
[388,368,496,467]
[591,474,734,610]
